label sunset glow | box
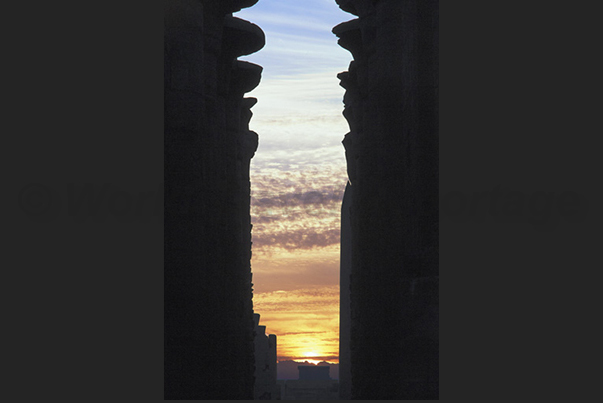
[236,0,351,365]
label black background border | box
[5,0,598,401]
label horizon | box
[276,359,340,380]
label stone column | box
[334,0,439,399]
[164,0,264,399]
[339,182,353,400]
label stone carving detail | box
[335,0,439,400]
[164,0,264,399]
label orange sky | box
[250,167,347,363]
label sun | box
[301,351,322,365]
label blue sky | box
[236,0,353,175]
[237,0,353,77]
[234,0,356,362]
[234,0,353,290]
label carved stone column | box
[164,0,264,399]
[335,0,439,399]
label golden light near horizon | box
[302,351,323,365]
[252,286,340,364]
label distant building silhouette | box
[278,366,338,400]
[164,0,264,399]
[276,360,340,381]
[254,313,278,400]
[298,366,332,381]
[335,0,439,400]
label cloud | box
[252,166,347,197]
[250,167,347,253]
[247,72,347,113]
[243,71,350,172]
[255,287,339,306]
[253,287,340,362]
[279,331,327,336]
[253,227,340,251]
[253,189,344,208]
[251,255,339,294]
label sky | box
[235,0,354,364]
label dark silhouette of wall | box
[254,313,278,400]
[335,0,439,399]
[164,0,264,399]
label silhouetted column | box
[339,182,352,400]
[335,0,439,399]
[164,0,264,399]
